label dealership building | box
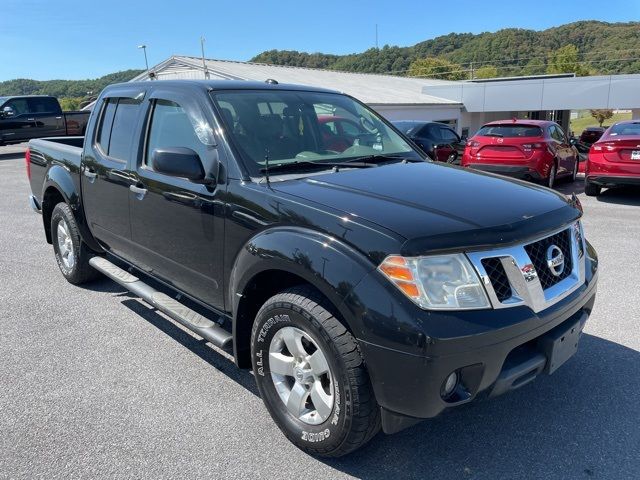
[128,55,640,137]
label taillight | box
[592,142,616,152]
[466,140,480,148]
[25,148,31,180]
[522,143,544,151]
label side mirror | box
[2,106,15,118]
[151,147,211,183]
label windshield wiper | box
[259,160,375,174]
[345,153,421,164]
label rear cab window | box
[476,124,543,138]
[609,123,640,136]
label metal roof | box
[130,55,461,106]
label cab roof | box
[110,79,341,95]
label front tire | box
[51,203,100,284]
[251,286,380,457]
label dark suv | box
[393,120,465,163]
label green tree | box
[547,44,590,76]
[474,65,499,79]
[408,57,466,80]
[589,109,614,127]
[59,97,82,111]
[521,57,546,76]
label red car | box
[585,120,640,196]
[317,115,366,152]
[462,119,579,188]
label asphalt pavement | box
[1,154,639,479]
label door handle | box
[83,168,97,182]
[163,191,199,207]
[129,184,147,199]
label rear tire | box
[51,202,100,284]
[251,286,381,457]
[584,181,601,197]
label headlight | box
[378,254,490,310]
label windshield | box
[609,122,640,136]
[476,124,543,138]
[211,90,420,176]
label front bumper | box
[348,248,598,434]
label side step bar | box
[89,256,233,350]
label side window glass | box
[145,99,208,169]
[6,99,29,115]
[96,99,117,153]
[439,127,459,143]
[555,125,567,143]
[108,99,140,161]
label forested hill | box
[250,21,640,79]
[0,70,144,98]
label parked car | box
[26,80,597,457]
[462,119,579,188]
[579,126,605,145]
[584,120,640,196]
[0,95,90,145]
[317,115,367,152]
[392,120,465,163]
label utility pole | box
[200,36,210,79]
[137,44,149,73]
[375,24,378,49]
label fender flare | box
[229,226,375,364]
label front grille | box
[482,257,513,302]
[524,229,573,290]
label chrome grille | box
[467,222,585,313]
[524,229,573,289]
[481,257,512,302]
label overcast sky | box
[1,0,639,81]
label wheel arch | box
[230,227,374,368]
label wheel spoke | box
[57,224,67,243]
[286,382,308,417]
[310,381,333,421]
[308,349,330,376]
[281,327,307,358]
[269,352,295,376]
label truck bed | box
[28,137,84,207]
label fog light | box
[442,371,459,399]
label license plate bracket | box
[538,318,584,374]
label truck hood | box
[272,162,580,254]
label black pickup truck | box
[26,80,598,457]
[0,95,90,145]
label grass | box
[570,111,632,135]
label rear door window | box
[108,99,140,161]
[28,97,59,114]
[95,97,140,161]
[476,125,543,138]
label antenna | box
[200,36,210,79]
[264,149,271,187]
